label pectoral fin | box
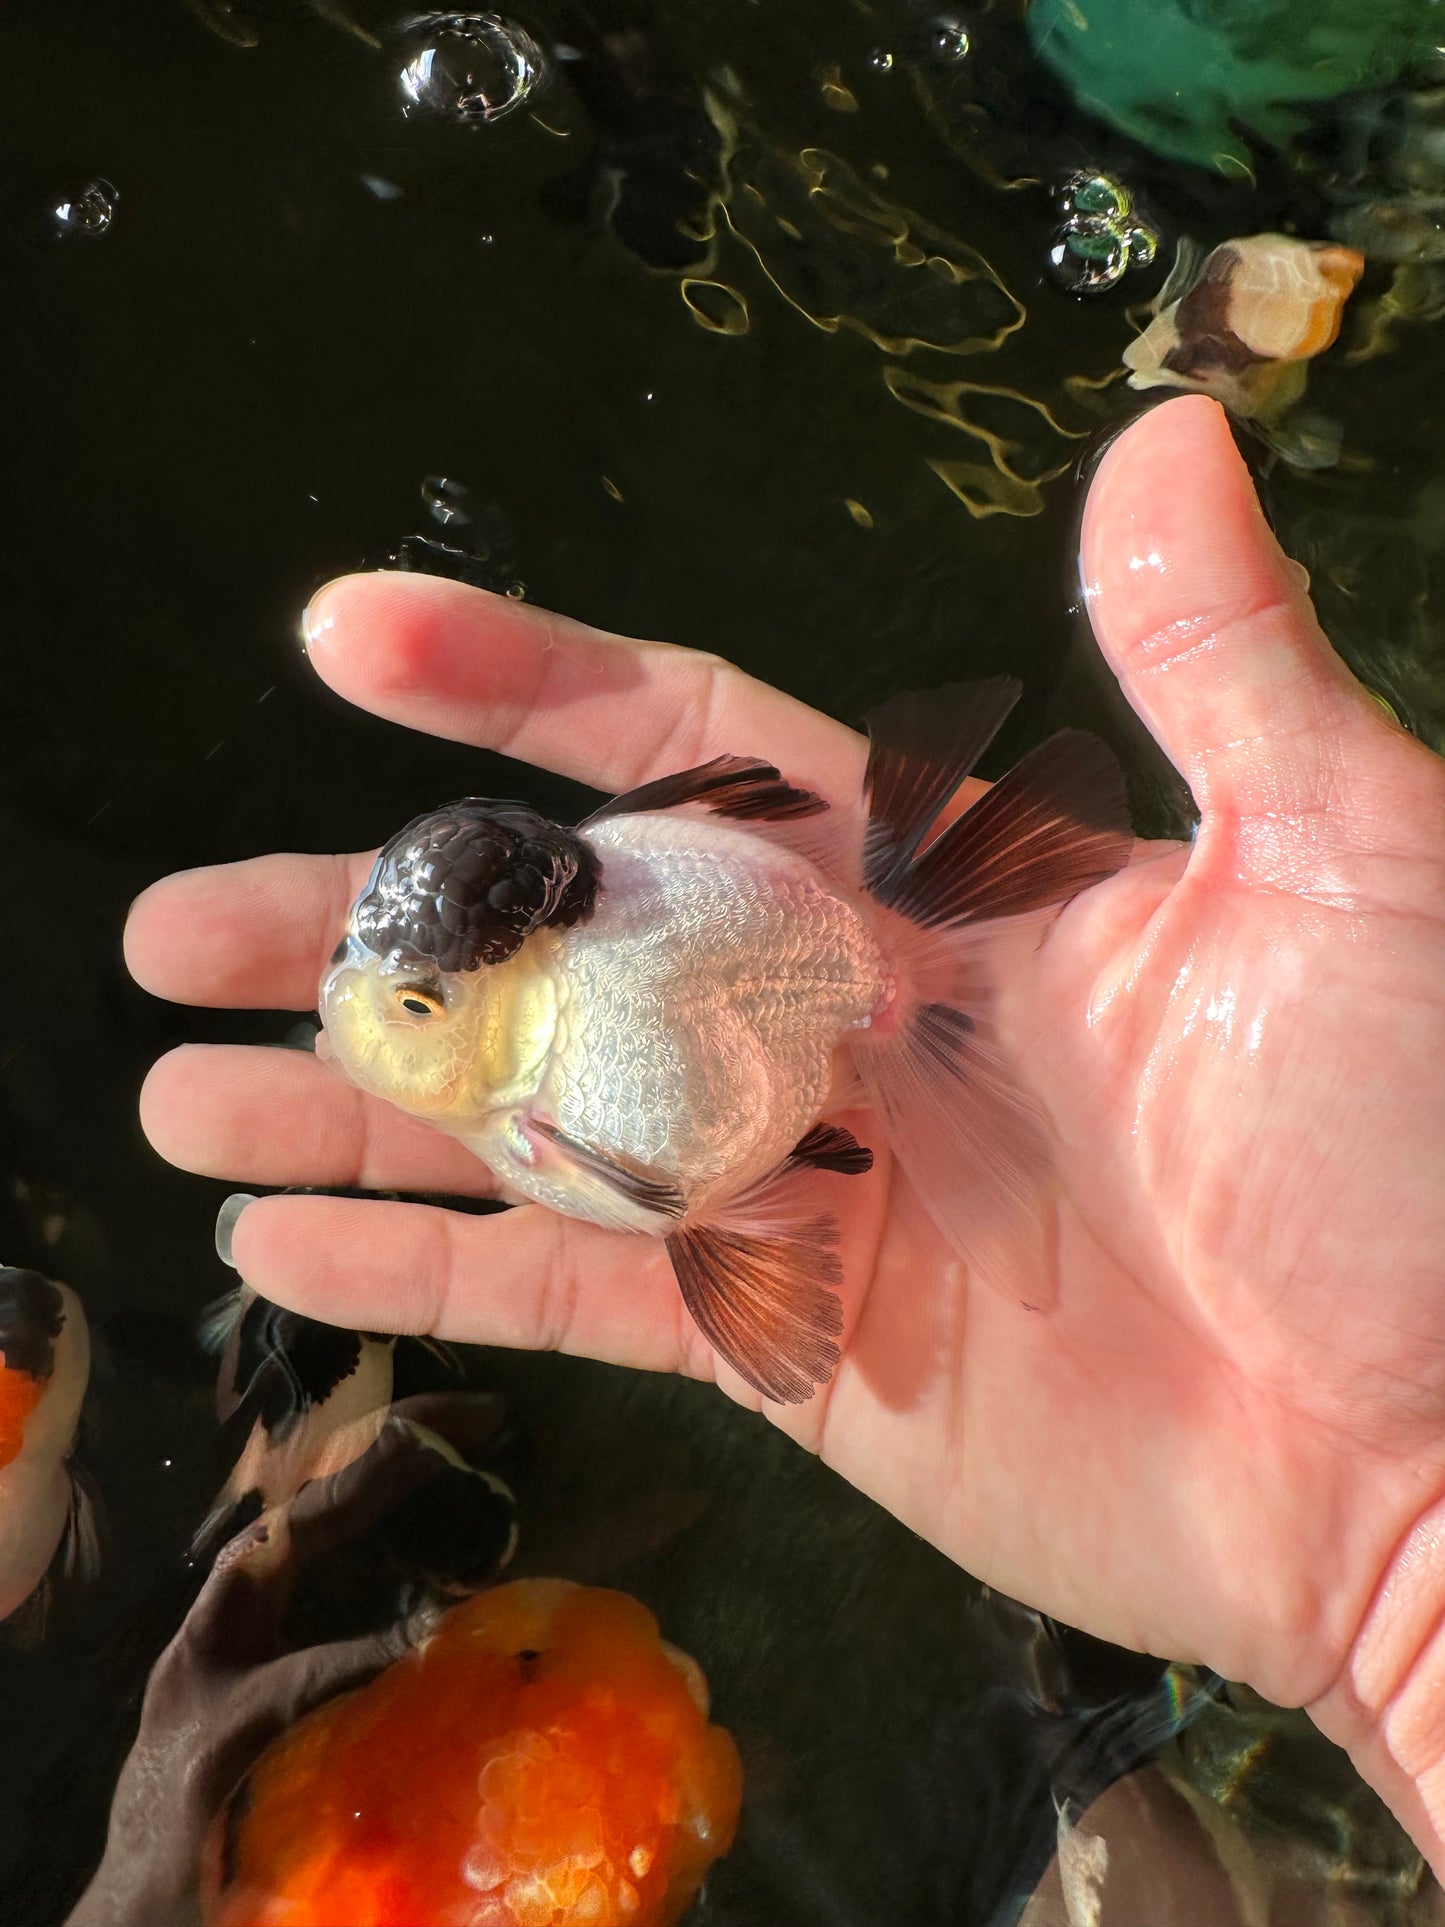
[529,1120,688,1221]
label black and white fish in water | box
[198,1207,499,1570]
[0,1266,96,1624]
[197,1214,399,1554]
[319,681,1132,1403]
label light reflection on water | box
[1,0,1442,1921]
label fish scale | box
[547,818,887,1199]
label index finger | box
[303,572,865,800]
[125,578,869,1009]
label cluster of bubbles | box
[398,11,544,124]
[52,179,119,239]
[1048,172,1158,294]
[868,15,969,73]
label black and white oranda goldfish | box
[319,681,1131,1403]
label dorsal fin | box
[585,755,829,827]
[863,678,1020,895]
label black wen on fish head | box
[352,801,602,974]
[0,1267,66,1381]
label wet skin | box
[126,397,1445,1870]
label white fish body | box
[463,811,889,1229]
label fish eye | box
[394,983,445,1020]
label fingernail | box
[215,1193,258,1269]
[301,583,340,653]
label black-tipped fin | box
[788,1121,874,1177]
[863,678,1021,895]
[586,754,829,826]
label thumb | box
[1080,395,1377,827]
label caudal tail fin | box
[855,680,1132,1307]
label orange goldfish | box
[0,1264,93,1624]
[202,1578,743,1927]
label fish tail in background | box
[856,682,1132,1308]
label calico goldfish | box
[319,680,1130,1401]
[0,1265,94,1623]
[201,1577,743,1927]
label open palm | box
[127,397,1445,1863]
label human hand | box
[125,396,1445,1869]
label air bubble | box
[928,18,969,61]
[52,178,118,238]
[399,12,544,124]
[1048,233,1125,294]
[421,474,475,529]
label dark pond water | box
[2,2,1443,1923]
